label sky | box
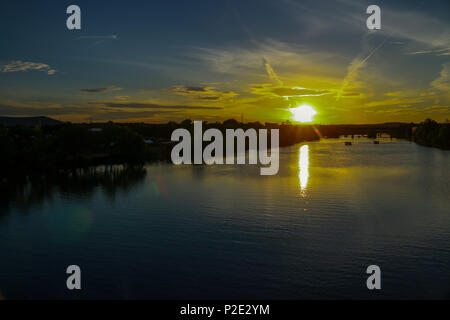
[0,0,449,124]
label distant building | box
[89,128,102,133]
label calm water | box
[1,138,449,299]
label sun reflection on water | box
[299,145,309,194]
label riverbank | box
[0,120,319,178]
[1,118,447,178]
[411,119,450,150]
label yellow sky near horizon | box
[1,1,449,124]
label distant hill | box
[0,116,63,127]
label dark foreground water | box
[0,138,449,299]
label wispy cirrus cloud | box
[409,48,450,56]
[191,39,337,77]
[77,35,118,46]
[327,0,450,48]
[336,39,385,101]
[191,40,343,99]
[1,61,56,75]
[78,35,118,40]
[431,62,450,98]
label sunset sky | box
[0,0,449,124]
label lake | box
[0,138,449,299]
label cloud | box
[341,92,361,97]
[431,62,450,98]
[78,35,118,40]
[77,35,118,46]
[385,91,402,97]
[192,39,336,76]
[90,110,176,121]
[191,40,343,101]
[336,40,385,101]
[115,95,130,100]
[423,105,450,113]
[0,100,221,123]
[331,0,450,49]
[251,84,331,98]
[408,48,450,56]
[177,86,206,92]
[382,10,450,49]
[89,102,222,110]
[80,86,123,93]
[167,86,238,101]
[1,61,56,75]
[263,58,283,86]
[363,98,425,108]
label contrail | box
[230,2,284,87]
[78,35,118,40]
[336,39,386,101]
[263,57,283,86]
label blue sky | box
[0,0,449,123]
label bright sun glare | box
[289,104,317,123]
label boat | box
[373,140,380,144]
[345,141,352,146]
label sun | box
[289,104,318,123]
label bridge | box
[315,123,413,139]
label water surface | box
[1,138,449,299]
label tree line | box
[0,119,319,178]
[412,119,450,150]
